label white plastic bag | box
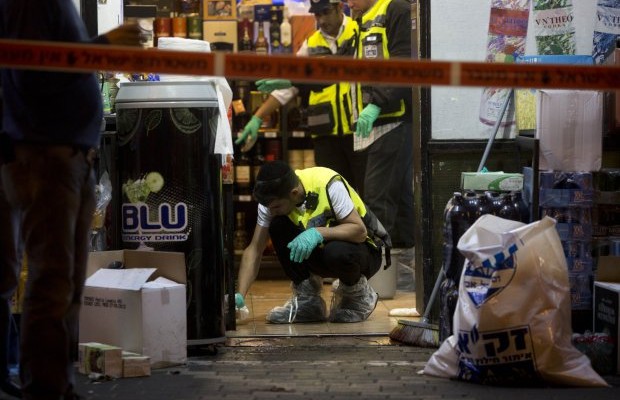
[423,215,607,387]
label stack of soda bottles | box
[539,171,594,333]
[592,168,620,257]
[439,190,529,341]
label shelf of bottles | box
[220,1,316,256]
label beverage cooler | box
[114,81,226,345]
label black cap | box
[308,0,340,14]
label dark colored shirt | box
[0,0,104,148]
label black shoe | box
[0,379,22,398]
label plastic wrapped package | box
[424,215,608,387]
[90,172,113,251]
[572,331,615,375]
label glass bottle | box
[234,152,252,195]
[269,6,281,54]
[232,81,250,133]
[233,212,249,251]
[252,141,265,182]
[239,19,254,53]
[254,22,268,55]
[280,6,292,53]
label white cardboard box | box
[79,250,187,368]
[593,256,620,374]
[536,90,603,172]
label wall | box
[430,0,599,140]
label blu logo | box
[122,202,188,233]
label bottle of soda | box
[485,191,502,216]
[511,191,530,223]
[477,191,492,219]
[439,277,459,342]
[443,192,469,280]
[498,193,519,221]
[464,190,480,225]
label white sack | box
[423,215,607,387]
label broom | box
[389,267,444,347]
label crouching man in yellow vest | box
[235,160,391,323]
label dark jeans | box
[269,216,382,286]
[363,123,414,243]
[0,143,95,399]
[313,134,367,196]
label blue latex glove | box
[355,104,381,138]
[256,79,292,93]
[287,228,323,263]
[235,115,262,146]
[234,292,245,309]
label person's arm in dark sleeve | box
[364,0,412,109]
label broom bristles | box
[389,319,439,348]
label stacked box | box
[539,171,594,311]
[78,342,123,378]
[122,351,151,378]
[593,169,620,241]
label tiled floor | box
[228,279,418,337]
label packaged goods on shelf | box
[460,171,523,191]
[536,90,603,172]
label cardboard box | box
[203,0,237,20]
[594,256,620,374]
[536,90,603,172]
[122,351,151,378]
[203,20,237,52]
[78,342,122,378]
[79,250,187,369]
[460,172,523,191]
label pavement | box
[64,336,620,400]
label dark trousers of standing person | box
[313,134,368,196]
[268,216,382,286]
[392,129,415,248]
[0,143,96,400]
[362,123,414,243]
[0,145,22,398]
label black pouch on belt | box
[306,102,334,136]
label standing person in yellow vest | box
[235,160,391,323]
[235,0,367,193]
[347,0,414,272]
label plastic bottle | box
[485,191,502,216]
[511,191,530,223]
[443,192,469,280]
[498,193,519,221]
[464,190,479,225]
[477,191,492,219]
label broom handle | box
[421,267,445,323]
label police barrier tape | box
[2,39,620,90]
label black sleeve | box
[365,0,412,110]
